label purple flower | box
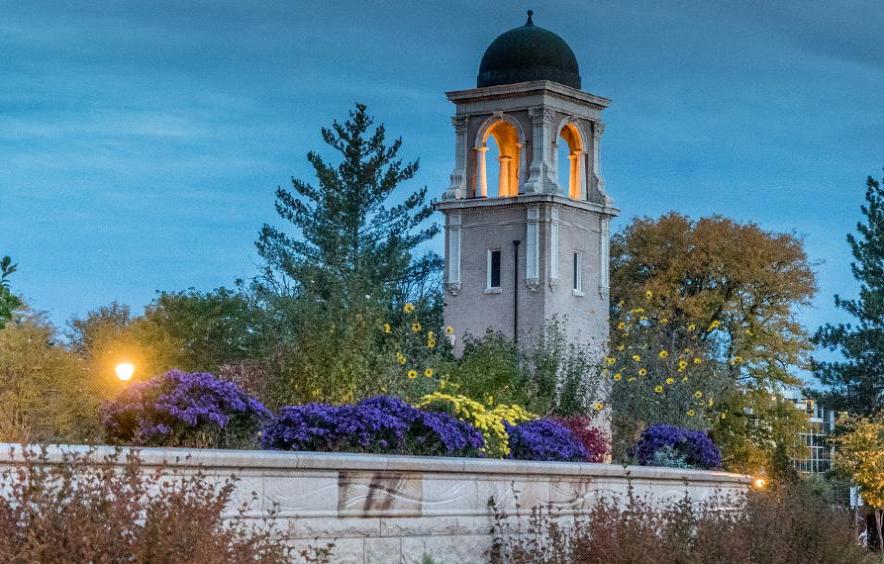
[102,369,270,448]
[507,419,588,462]
[262,396,484,457]
[633,424,721,469]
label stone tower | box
[435,11,618,354]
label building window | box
[572,251,583,293]
[487,249,502,289]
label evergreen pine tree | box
[256,103,441,307]
[0,256,21,329]
[814,174,884,415]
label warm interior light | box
[752,477,767,490]
[115,362,135,382]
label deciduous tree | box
[610,213,816,470]
[832,415,884,548]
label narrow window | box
[573,251,583,293]
[488,249,502,289]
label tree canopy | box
[611,212,816,388]
[610,213,816,471]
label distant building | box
[784,389,837,474]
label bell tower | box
[435,11,618,354]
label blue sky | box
[2,0,883,335]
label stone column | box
[599,217,610,299]
[444,116,468,200]
[524,107,556,194]
[567,151,579,199]
[549,207,560,287]
[574,150,587,200]
[446,213,462,295]
[526,207,539,288]
[592,122,610,203]
[474,146,488,198]
[498,155,513,197]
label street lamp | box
[115,362,135,382]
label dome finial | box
[525,10,534,27]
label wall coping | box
[0,443,751,485]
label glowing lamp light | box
[752,477,767,490]
[115,362,135,382]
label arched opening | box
[557,122,585,200]
[474,119,521,198]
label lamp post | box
[115,362,135,382]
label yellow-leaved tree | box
[832,416,884,548]
[611,213,816,471]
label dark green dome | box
[477,11,581,89]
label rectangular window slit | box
[488,249,501,289]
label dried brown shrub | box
[490,485,874,564]
[0,447,331,563]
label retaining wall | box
[0,444,750,563]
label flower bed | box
[633,423,721,469]
[261,396,484,457]
[102,369,270,448]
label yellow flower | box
[694,390,703,399]
[720,412,727,420]
[411,321,422,333]
[729,355,743,365]
[403,303,415,314]
[605,356,616,365]
[424,368,434,378]
[682,376,689,383]
[708,398,714,407]
[660,317,669,325]
[658,350,669,359]
[627,377,636,382]
[396,352,407,365]
[693,357,702,365]
[427,338,436,349]
[687,409,696,417]
[645,290,654,299]
[426,330,435,339]
[593,401,604,411]
[745,328,754,336]
[688,323,697,332]
[445,325,455,335]
[616,344,625,351]
[407,370,418,379]
[616,321,626,330]
[654,385,664,394]
[632,354,641,362]
[613,373,622,381]
[638,368,648,377]
[707,320,720,332]
[665,377,675,385]
[678,360,688,370]
[383,323,392,334]
[639,316,648,322]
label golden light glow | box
[115,362,135,382]
[558,123,584,200]
[752,477,767,490]
[476,119,521,198]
